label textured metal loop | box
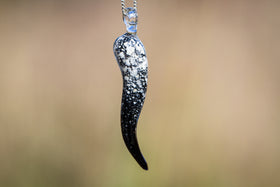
[121,0,137,16]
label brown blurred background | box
[0,0,280,186]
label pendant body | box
[113,33,148,170]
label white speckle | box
[133,89,137,93]
[124,76,129,81]
[136,80,142,87]
[135,44,141,51]
[131,69,138,76]
[125,59,130,66]
[139,59,148,69]
[124,42,129,48]
[122,66,128,72]
[126,46,135,56]
[130,58,136,65]
[119,52,125,59]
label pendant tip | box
[141,162,148,171]
[137,157,148,170]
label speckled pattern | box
[113,33,148,170]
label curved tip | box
[128,143,149,170]
[122,131,148,170]
[131,145,148,170]
[141,161,148,170]
[140,160,148,170]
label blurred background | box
[0,0,280,186]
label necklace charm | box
[113,0,148,170]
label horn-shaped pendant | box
[113,6,148,170]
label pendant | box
[113,5,148,170]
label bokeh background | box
[1,0,280,186]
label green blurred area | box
[0,0,280,186]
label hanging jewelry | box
[113,0,148,170]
